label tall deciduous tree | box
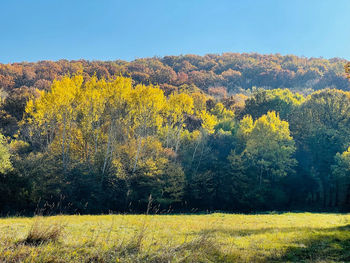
[241,111,296,186]
[332,147,350,207]
[163,92,193,154]
[243,88,304,120]
[0,133,11,173]
[292,89,350,207]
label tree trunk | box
[102,123,114,176]
[133,137,143,173]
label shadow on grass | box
[199,224,350,237]
[85,232,236,263]
[273,226,350,262]
[198,225,350,262]
[5,223,350,262]
[199,226,307,237]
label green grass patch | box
[0,213,350,262]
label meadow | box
[0,213,350,262]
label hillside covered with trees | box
[1,53,350,214]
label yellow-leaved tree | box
[163,92,193,155]
[127,84,166,173]
[25,75,135,174]
[241,111,296,185]
[25,75,83,171]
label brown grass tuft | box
[22,219,65,245]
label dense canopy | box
[1,53,350,214]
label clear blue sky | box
[1,0,350,63]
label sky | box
[1,0,350,63]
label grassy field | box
[1,213,350,262]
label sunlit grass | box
[0,213,350,262]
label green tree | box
[0,133,11,173]
[292,89,350,207]
[243,88,304,120]
[241,111,296,186]
[332,147,350,207]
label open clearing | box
[1,213,350,262]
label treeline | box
[1,54,349,139]
[0,55,350,214]
[1,69,350,214]
[1,54,349,95]
[0,54,349,135]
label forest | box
[1,53,350,214]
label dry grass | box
[0,213,350,262]
[21,218,65,245]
